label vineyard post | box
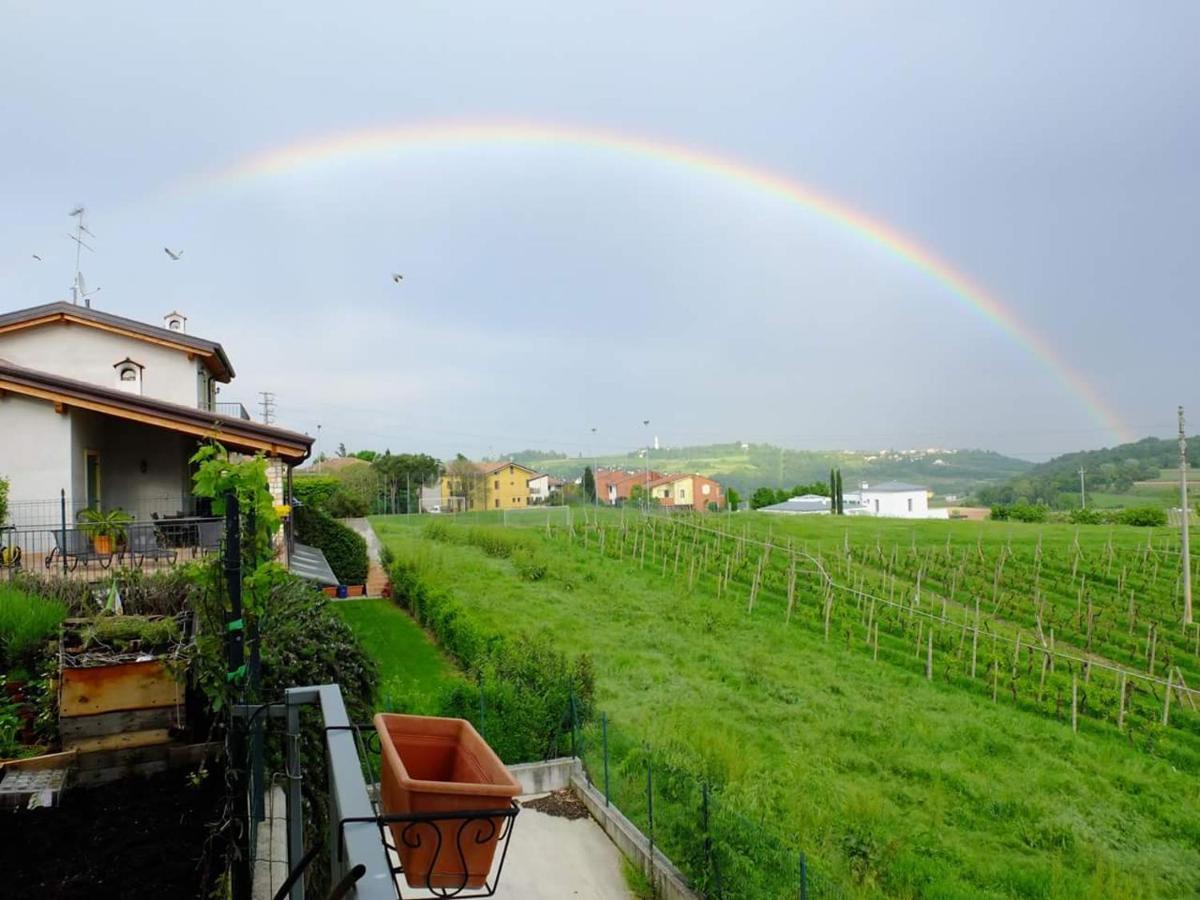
[1118,672,1127,731]
[926,629,933,680]
[1071,675,1078,733]
[873,620,879,661]
[1163,667,1174,726]
[971,598,980,678]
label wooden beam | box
[53,401,65,415]
[0,378,308,461]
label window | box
[494,480,500,489]
[494,499,500,508]
[118,366,137,382]
[907,498,913,512]
[701,483,711,496]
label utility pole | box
[1180,406,1192,626]
[643,419,651,512]
[1078,467,1086,509]
[258,392,276,425]
[591,426,599,509]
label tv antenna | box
[66,206,99,307]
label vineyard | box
[373,511,1200,897]
[562,510,1200,752]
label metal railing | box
[6,494,204,529]
[1,517,223,581]
[215,401,252,420]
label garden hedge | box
[294,506,369,585]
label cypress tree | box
[829,468,836,510]
[835,469,844,515]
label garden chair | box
[45,528,113,572]
[124,524,178,568]
[195,520,223,557]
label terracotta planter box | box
[374,714,520,890]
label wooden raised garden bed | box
[57,615,194,785]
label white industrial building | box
[760,482,948,520]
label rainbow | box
[182,120,1130,442]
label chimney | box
[164,311,187,333]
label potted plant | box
[374,713,521,889]
[76,507,133,555]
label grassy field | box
[331,598,461,714]
[370,510,1200,898]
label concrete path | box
[341,517,389,597]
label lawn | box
[331,598,461,715]
[371,511,1200,899]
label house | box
[595,468,663,505]
[845,481,943,519]
[0,301,312,529]
[439,460,539,511]
[647,473,724,511]
[527,473,564,505]
[760,493,871,516]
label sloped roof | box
[0,357,311,462]
[0,301,235,381]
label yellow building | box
[440,461,540,511]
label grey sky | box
[2,2,1196,461]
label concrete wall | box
[856,489,930,519]
[0,393,73,527]
[0,322,208,408]
[73,410,195,518]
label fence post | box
[647,757,655,877]
[59,489,67,576]
[602,713,610,807]
[799,851,808,900]
[478,680,486,741]
[245,503,264,826]
[569,689,578,758]
[702,783,714,896]
[224,491,251,900]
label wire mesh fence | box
[434,677,848,900]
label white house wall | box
[0,393,73,526]
[69,409,195,519]
[0,323,207,407]
[860,490,930,519]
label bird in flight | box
[392,273,403,283]
[164,247,183,260]
[31,254,41,261]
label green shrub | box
[388,557,594,763]
[0,585,68,673]
[0,475,9,526]
[991,503,1048,523]
[293,476,340,510]
[1068,507,1104,525]
[79,615,181,653]
[1117,506,1168,527]
[294,507,369,584]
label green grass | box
[0,584,68,675]
[331,598,461,715]
[372,512,1200,899]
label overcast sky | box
[2,2,1196,461]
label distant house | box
[439,460,539,511]
[594,468,662,506]
[0,301,311,528]
[648,473,724,511]
[845,481,946,519]
[527,473,564,505]
[760,494,870,516]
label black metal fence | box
[1,517,222,582]
[7,493,206,529]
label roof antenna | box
[66,206,98,307]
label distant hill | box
[976,436,1198,509]
[503,442,1031,498]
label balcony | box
[214,401,252,420]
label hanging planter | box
[374,713,521,890]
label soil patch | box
[521,789,590,820]
[0,766,227,899]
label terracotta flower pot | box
[93,535,113,555]
[374,713,521,889]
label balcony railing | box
[214,401,252,420]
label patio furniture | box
[195,520,223,557]
[45,528,113,572]
[125,524,178,567]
